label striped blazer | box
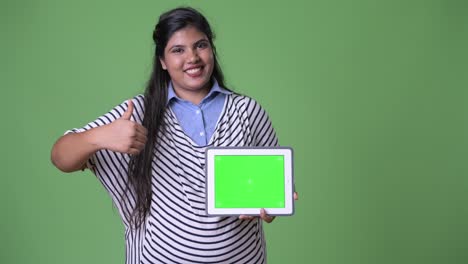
[68,93,278,263]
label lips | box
[184,66,204,78]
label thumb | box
[121,99,134,120]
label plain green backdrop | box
[2,0,467,263]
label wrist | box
[84,126,106,152]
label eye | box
[171,47,184,54]
[197,41,209,49]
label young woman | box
[51,7,297,264]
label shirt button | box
[200,132,204,136]
[196,110,200,114]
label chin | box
[187,78,211,90]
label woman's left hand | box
[239,192,299,223]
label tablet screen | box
[215,155,285,208]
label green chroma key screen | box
[214,155,285,208]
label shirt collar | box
[167,79,231,105]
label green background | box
[2,0,467,263]
[215,155,285,208]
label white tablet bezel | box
[205,147,294,216]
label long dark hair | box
[123,7,228,229]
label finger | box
[121,100,134,120]
[260,209,275,223]
[239,215,255,220]
[133,133,148,145]
[135,135,148,145]
[133,129,148,140]
[135,124,148,135]
[127,147,143,155]
[294,192,299,201]
[127,124,147,142]
[131,141,146,151]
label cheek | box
[203,54,215,73]
[164,55,183,71]
[199,49,214,63]
[206,52,214,64]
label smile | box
[184,66,204,77]
[185,67,203,74]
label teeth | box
[186,67,202,74]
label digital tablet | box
[205,147,294,216]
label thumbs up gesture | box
[96,100,148,155]
[121,99,136,120]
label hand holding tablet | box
[205,147,295,216]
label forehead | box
[166,26,208,47]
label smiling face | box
[160,26,214,104]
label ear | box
[160,58,167,70]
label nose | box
[187,48,200,63]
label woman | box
[51,7,297,264]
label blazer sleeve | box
[63,95,145,172]
[245,97,279,147]
[62,95,145,223]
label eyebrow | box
[168,39,209,50]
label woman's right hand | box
[96,100,148,155]
[51,99,147,173]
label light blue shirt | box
[167,80,232,146]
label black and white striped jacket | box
[68,93,278,264]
